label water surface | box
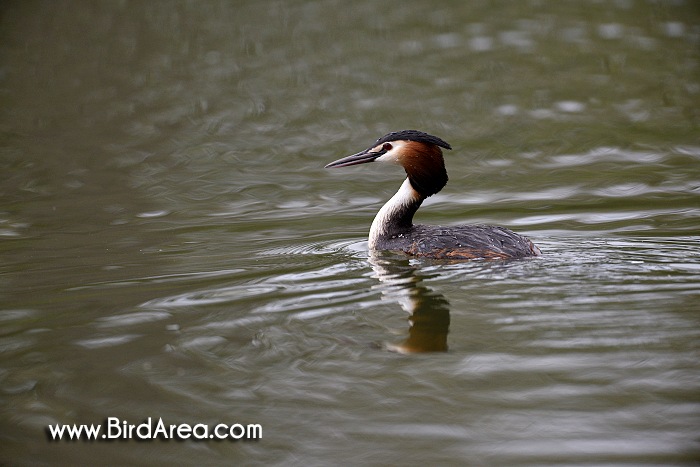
[1,1,699,465]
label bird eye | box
[382,143,393,151]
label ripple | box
[539,147,666,168]
[253,288,374,316]
[179,335,228,350]
[96,311,172,328]
[67,268,246,291]
[259,239,360,256]
[136,210,170,218]
[554,100,586,113]
[140,284,282,309]
[74,334,141,348]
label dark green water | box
[1,1,699,465]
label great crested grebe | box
[325,130,541,260]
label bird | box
[324,130,541,260]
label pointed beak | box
[324,149,384,168]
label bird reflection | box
[368,253,451,353]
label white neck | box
[368,178,423,249]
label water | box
[1,1,699,465]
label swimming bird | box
[325,130,541,260]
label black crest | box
[374,130,452,151]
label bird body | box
[325,130,541,260]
